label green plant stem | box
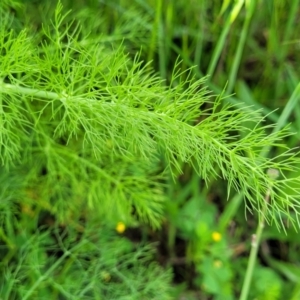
[240,169,278,300]
[0,81,61,100]
[239,216,264,300]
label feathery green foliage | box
[1,0,300,298]
[1,2,300,229]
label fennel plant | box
[1,1,300,298]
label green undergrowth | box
[1,0,300,299]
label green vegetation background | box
[1,0,300,299]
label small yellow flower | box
[116,222,126,234]
[212,231,222,242]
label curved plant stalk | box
[240,168,280,300]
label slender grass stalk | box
[274,0,299,99]
[207,0,244,81]
[157,1,167,79]
[193,2,206,69]
[272,81,300,135]
[239,168,279,300]
[207,17,231,80]
[147,0,162,67]
[227,0,257,94]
